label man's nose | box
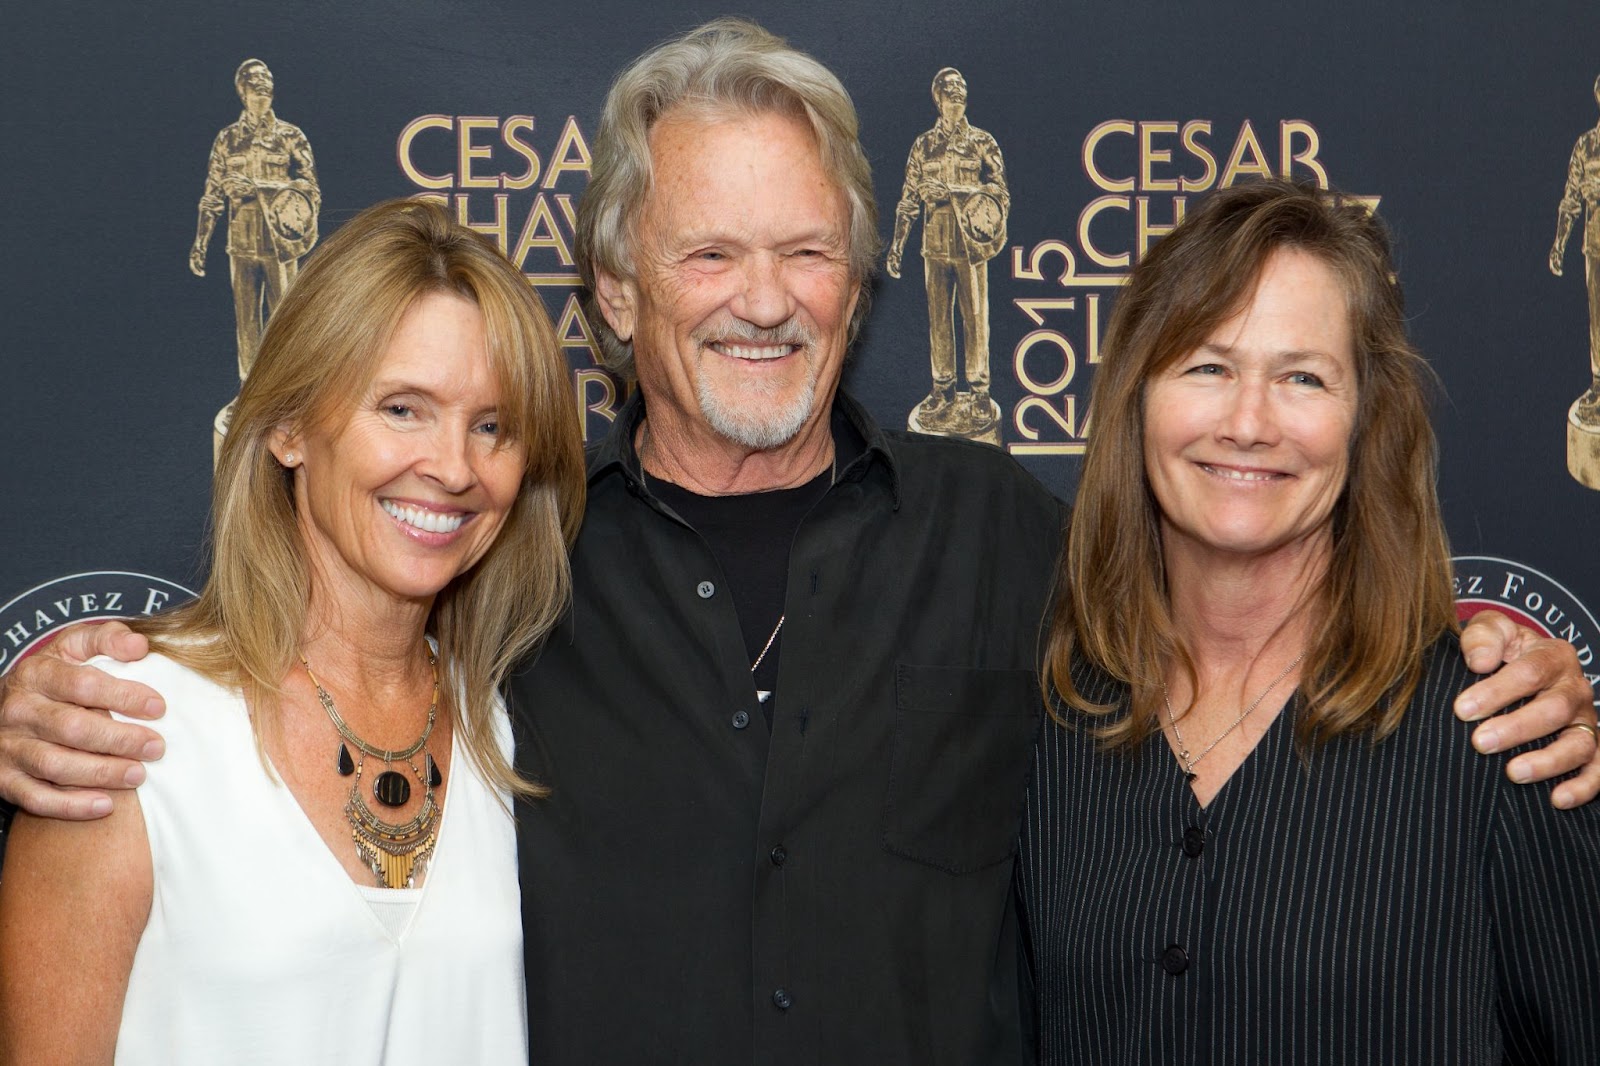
[734,253,797,328]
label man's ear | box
[593,270,638,343]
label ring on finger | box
[1563,721,1599,747]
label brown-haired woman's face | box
[1141,248,1358,569]
[275,290,528,610]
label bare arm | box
[1456,609,1599,809]
[0,621,163,819]
[0,789,152,1062]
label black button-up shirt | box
[510,391,1064,1065]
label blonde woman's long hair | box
[137,198,585,798]
[1047,180,1456,750]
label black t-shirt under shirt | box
[647,464,833,728]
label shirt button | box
[1161,945,1189,976]
[731,710,750,730]
[1182,826,1205,858]
[696,580,715,599]
[772,988,793,1010]
[769,845,788,866]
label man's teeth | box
[382,500,465,533]
[719,344,790,361]
[1204,465,1280,482]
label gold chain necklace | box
[1163,652,1304,783]
[301,651,442,889]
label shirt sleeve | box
[1487,755,1600,1063]
[979,132,1009,211]
[895,135,927,224]
[289,126,318,193]
[1560,137,1588,220]
[198,130,229,221]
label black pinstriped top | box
[1019,638,1600,1064]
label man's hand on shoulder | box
[1455,609,1598,809]
[0,622,164,820]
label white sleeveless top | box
[103,652,526,1065]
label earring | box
[283,452,297,466]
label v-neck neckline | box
[260,726,462,945]
[1162,693,1296,813]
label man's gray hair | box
[574,18,879,378]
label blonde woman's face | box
[279,291,527,614]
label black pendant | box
[1184,771,1199,784]
[374,769,411,807]
[337,743,355,777]
[427,753,442,788]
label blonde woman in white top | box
[0,198,585,1064]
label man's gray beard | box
[691,317,821,450]
[697,371,817,451]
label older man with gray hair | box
[2,17,1595,1066]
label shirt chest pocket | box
[882,664,1040,874]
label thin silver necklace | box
[1164,652,1304,782]
[751,616,785,705]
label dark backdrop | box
[4,0,1598,691]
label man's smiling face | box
[598,106,859,453]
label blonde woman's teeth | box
[382,500,465,533]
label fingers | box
[1455,631,1586,722]
[1457,608,1521,676]
[0,720,155,818]
[46,621,148,667]
[8,654,164,721]
[0,767,116,820]
[1495,724,1600,808]
[0,689,164,817]
[1551,737,1600,810]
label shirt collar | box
[238,107,277,133]
[587,388,901,507]
[935,115,971,138]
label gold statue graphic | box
[191,59,319,393]
[1548,72,1600,489]
[887,68,1009,443]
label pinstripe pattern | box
[1019,639,1600,1064]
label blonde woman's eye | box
[385,403,413,418]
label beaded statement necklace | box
[301,651,443,889]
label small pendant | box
[756,689,773,704]
[1184,771,1199,784]
[373,769,411,807]
[337,744,355,777]
[427,753,442,788]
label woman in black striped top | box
[1023,180,1600,1064]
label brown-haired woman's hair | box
[1047,179,1457,749]
[135,197,586,799]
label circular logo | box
[1452,555,1599,704]
[0,571,197,676]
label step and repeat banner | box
[4,2,1599,697]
